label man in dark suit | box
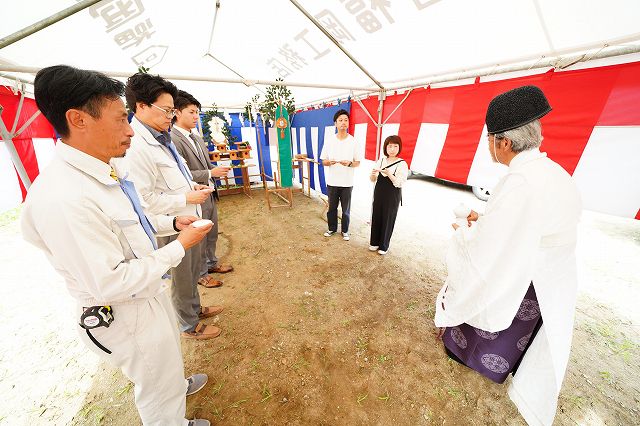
[171,90,234,288]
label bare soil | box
[1,172,638,425]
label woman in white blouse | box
[369,135,409,255]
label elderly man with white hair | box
[434,86,582,426]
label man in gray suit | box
[171,90,234,289]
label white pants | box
[77,291,188,425]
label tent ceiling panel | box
[1,0,639,107]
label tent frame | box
[2,2,640,192]
[0,0,101,49]
[0,90,42,189]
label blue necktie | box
[119,178,158,250]
[157,132,192,182]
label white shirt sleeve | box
[319,140,329,160]
[148,213,177,235]
[391,161,409,188]
[22,197,185,304]
[434,173,541,331]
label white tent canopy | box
[1,0,640,109]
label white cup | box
[192,219,213,228]
[453,203,471,227]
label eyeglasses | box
[150,103,177,118]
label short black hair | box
[34,65,124,138]
[125,72,178,112]
[174,90,202,111]
[383,135,402,156]
[333,109,349,122]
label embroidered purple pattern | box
[480,354,510,373]
[516,299,540,321]
[517,333,532,351]
[442,284,542,384]
[451,327,467,349]
[474,329,499,340]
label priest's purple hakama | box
[442,284,542,384]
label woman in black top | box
[369,135,409,255]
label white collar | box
[173,125,194,139]
[57,142,118,186]
[131,116,161,146]
[509,148,546,170]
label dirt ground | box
[1,168,639,425]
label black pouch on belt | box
[79,306,114,354]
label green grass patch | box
[260,385,272,403]
[116,381,133,396]
[377,354,390,363]
[0,205,21,227]
[406,300,418,311]
[292,357,310,370]
[377,391,390,402]
[356,337,369,351]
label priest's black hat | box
[485,85,551,134]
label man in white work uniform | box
[120,73,220,340]
[22,65,212,425]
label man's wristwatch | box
[348,161,353,167]
[172,217,179,232]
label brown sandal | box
[199,305,224,319]
[208,264,234,274]
[181,322,221,340]
[197,275,223,288]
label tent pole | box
[11,91,25,134]
[255,114,268,191]
[2,42,638,111]
[14,110,41,138]
[382,89,413,125]
[203,54,266,97]
[383,39,640,90]
[288,0,385,90]
[0,107,32,189]
[0,64,376,92]
[351,92,377,126]
[4,43,639,105]
[202,0,262,95]
[205,0,221,53]
[0,0,102,49]
[375,91,385,161]
[0,72,33,85]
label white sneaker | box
[324,230,336,237]
[378,249,387,255]
[188,420,210,426]
[342,232,350,241]
[369,245,379,251]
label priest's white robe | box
[434,148,581,426]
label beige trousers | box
[77,290,188,425]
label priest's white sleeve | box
[434,172,542,332]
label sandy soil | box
[1,164,638,425]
